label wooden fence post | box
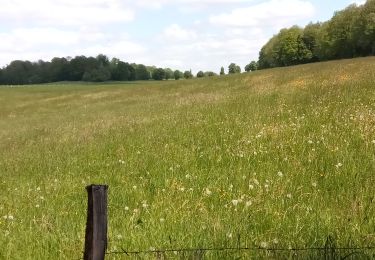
[84,185,108,260]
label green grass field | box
[1,57,375,259]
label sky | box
[0,0,367,73]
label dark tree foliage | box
[174,70,183,80]
[220,67,225,75]
[0,54,182,84]
[228,63,241,74]
[152,68,166,80]
[245,61,258,72]
[196,71,204,78]
[258,0,375,69]
[183,70,193,79]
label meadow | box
[1,57,375,259]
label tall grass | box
[1,57,375,259]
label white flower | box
[312,182,317,188]
[227,233,233,238]
[246,201,252,207]
[286,193,292,199]
[371,140,375,144]
[249,184,254,190]
[205,188,212,196]
[36,187,41,191]
[253,179,260,186]
[132,185,137,190]
[277,171,283,177]
[273,238,279,244]
[308,140,313,144]
[7,215,14,220]
[35,204,40,208]
[159,218,165,223]
[231,200,239,206]
[335,163,343,168]
[260,242,268,248]
[264,184,269,189]
[124,206,129,211]
[116,234,123,239]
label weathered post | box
[84,185,108,260]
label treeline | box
[258,0,375,69]
[0,54,198,85]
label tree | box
[245,61,258,72]
[220,67,225,75]
[152,68,166,80]
[110,60,131,81]
[164,68,174,80]
[135,64,150,80]
[204,71,217,77]
[174,70,183,80]
[228,63,241,74]
[183,70,193,79]
[196,71,204,78]
[82,67,111,82]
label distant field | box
[1,57,375,259]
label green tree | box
[220,67,225,75]
[174,70,183,80]
[196,71,204,78]
[152,68,166,80]
[164,68,174,80]
[245,61,258,72]
[228,63,241,74]
[135,64,150,80]
[184,70,193,79]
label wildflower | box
[116,234,123,239]
[273,238,279,244]
[277,171,283,177]
[308,140,313,144]
[142,201,148,208]
[227,233,233,238]
[246,201,252,207]
[372,140,375,144]
[286,193,292,199]
[253,179,260,186]
[118,160,125,164]
[132,185,137,190]
[335,163,343,168]
[312,182,317,188]
[160,218,165,223]
[36,187,41,191]
[205,188,212,196]
[249,184,254,190]
[231,200,239,206]
[35,204,40,208]
[124,206,129,211]
[260,242,268,248]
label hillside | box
[1,57,375,259]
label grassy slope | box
[0,57,375,259]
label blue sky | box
[0,0,366,73]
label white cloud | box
[162,24,197,42]
[210,0,315,28]
[0,0,134,26]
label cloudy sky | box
[0,0,366,73]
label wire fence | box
[106,237,375,259]
[82,186,375,259]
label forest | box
[257,0,375,69]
